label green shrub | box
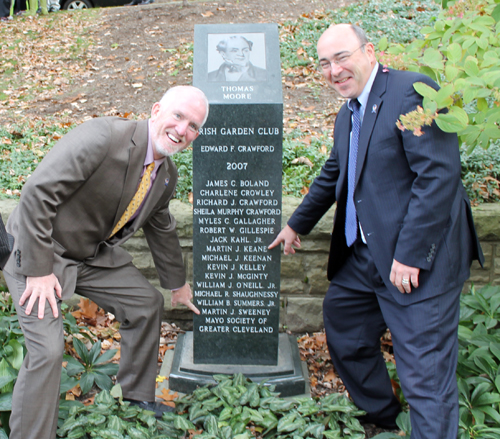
[57,386,166,439]
[280,0,440,70]
[461,143,500,205]
[0,293,24,438]
[63,338,119,395]
[457,285,500,437]
[387,285,500,438]
[386,0,500,154]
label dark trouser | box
[0,0,10,17]
[4,261,164,439]
[323,241,461,439]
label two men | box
[270,24,483,438]
[4,85,208,439]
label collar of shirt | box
[126,120,165,224]
[347,63,379,124]
[145,119,165,180]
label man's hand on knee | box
[171,282,200,314]
[21,273,62,319]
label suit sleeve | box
[15,118,113,277]
[393,76,462,270]
[142,200,187,291]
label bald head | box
[317,24,376,99]
[159,86,209,126]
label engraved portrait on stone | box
[208,33,267,82]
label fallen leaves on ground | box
[0,11,100,120]
[156,388,178,408]
[298,330,395,398]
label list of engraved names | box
[192,123,282,345]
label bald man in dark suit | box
[270,24,483,438]
[3,86,208,439]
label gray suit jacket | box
[288,65,483,305]
[6,117,185,299]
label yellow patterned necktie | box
[109,162,156,238]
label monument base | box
[168,332,309,397]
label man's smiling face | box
[317,24,376,99]
[150,88,207,159]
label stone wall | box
[1,198,499,333]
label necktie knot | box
[350,98,361,113]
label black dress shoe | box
[139,0,154,5]
[360,414,399,430]
[125,0,141,5]
[124,399,175,418]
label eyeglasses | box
[318,44,366,72]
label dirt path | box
[38,0,348,134]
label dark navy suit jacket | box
[288,64,483,305]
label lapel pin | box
[382,65,389,72]
[165,178,169,186]
[372,104,378,114]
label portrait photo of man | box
[207,34,267,82]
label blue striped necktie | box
[345,99,361,247]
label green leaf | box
[463,87,478,105]
[60,369,79,394]
[378,37,388,52]
[65,426,87,438]
[476,98,489,112]
[423,48,444,69]
[107,414,126,433]
[436,113,467,133]
[0,392,12,411]
[490,343,500,362]
[94,371,113,391]
[471,407,486,425]
[447,43,462,63]
[464,57,480,77]
[219,407,232,422]
[414,81,437,100]
[88,340,102,365]
[277,412,301,433]
[420,94,437,113]
[323,430,343,439]
[72,337,90,365]
[477,37,488,50]
[445,64,460,82]
[448,106,469,126]
[95,389,115,406]
[302,422,325,439]
[5,340,23,370]
[87,412,107,426]
[110,383,122,399]
[63,356,85,376]
[419,66,439,82]
[174,414,196,431]
[0,375,14,390]
[492,4,500,22]
[0,428,8,439]
[96,349,118,365]
[483,126,500,140]
[95,362,119,376]
[79,372,95,395]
